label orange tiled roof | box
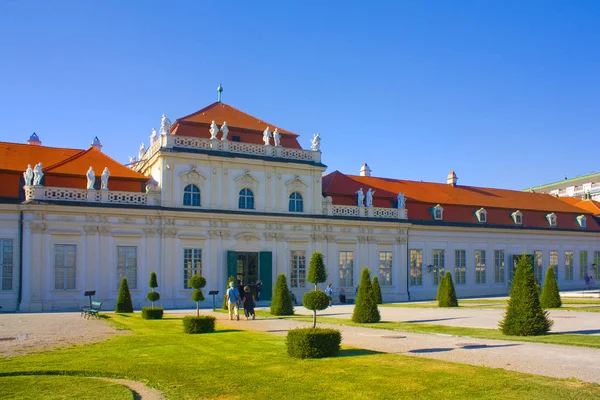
[560,198,600,216]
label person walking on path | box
[339,287,346,304]
[325,283,334,306]
[226,281,240,321]
[242,286,256,320]
[590,275,595,289]
[256,280,262,301]
[585,275,591,290]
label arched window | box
[183,184,201,207]
[289,192,303,212]
[238,188,255,209]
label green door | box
[227,251,237,283]
[259,251,273,301]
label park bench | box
[81,301,102,319]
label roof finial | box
[217,83,223,103]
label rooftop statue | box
[86,167,96,190]
[150,128,157,145]
[138,142,145,161]
[366,188,376,207]
[101,167,110,190]
[23,164,33,186]
[220,121,229,141]
[129,156,137,168]
[311,133,321,151]
[263,127,272,146]
[33,163,44,186]
[397,192,405,209]
[159,114,172,135]
[209,120,219,140]
[273,128,281,147]
[356,187,365,207]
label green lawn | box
[1,375,133,400]
[381,298,600,312]
[0,314,599,399]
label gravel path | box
[95,378,165,400]
[204,310,600,384]
[0,312,127,358]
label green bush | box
[351,268,381,323]
[307,252,327,290]
[540,266,562,308]
[188,274,207,317]
[147,271,160,310]
[438,272,458,307]
[142,307,164,320]
[436,272,447,301]
[222,276,235,310]
[303,290,330,328]
[372,276,382,304]
[286,327,341,359]
[146,291,160,303]
[149,271,158,290]
[115,277,133,313]
[499,254,553,336]
[183,315,216,334]
[271,274,294,316]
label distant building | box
[529,172,600,201]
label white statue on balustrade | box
[273,128,281,147]
[86,167,96,190]
[101,167,110,190]
[220,121,229,141]
[397,192,405,209]
[33,163,44,186]
[150,128,157,145]
[129,156,137,168]
[366,188,375,207]
[263,127,272,146]
[138,143,145,161]
[159,114,171,135]
[209,120,219,140]
[311,133,321,151]
[23,164,33,186]
[356,188,365,207]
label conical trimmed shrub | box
[372,276,382,304]
[351,268,380,323]
[271,274,294,316]
[307,252,327,290]
[115,277,133,313]
[499,254,553,336]
[436,272,447,301]
[438,272,458,307]
[540,266,562,308]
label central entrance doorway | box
[236,252,259,288]
[227,251,273,301]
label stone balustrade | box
[24,186,160,206]
[322,200,407,220]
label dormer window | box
[432,204,444,221]
[576,215,587,228]
[546,213,557,227]
[511,210,523,225]
[475,208,487,223]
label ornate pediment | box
[286,175,308,192]
[235,232,261,242]
[180,165,206,185]
[235,170,259,189]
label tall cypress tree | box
[271,274,294,316]
[540,266,562,308]
[351,268,381,323]
[115,277,134,313]
[499,254,553,336]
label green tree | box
[307,252,327,290]
[146,271,160,308]
[222,275,234,310]
[271,274,294,316]
[436,272,447,301]
[351,268,381,323]
[540,266,562,309]
[372,276,383,304]
[437,272,458,307]
[189,274,206,317]
[499,254,553,336]
[115,277,133,313]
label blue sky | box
[1,1,599,190]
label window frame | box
[576,215,587,228]
[379,251,393,287]
[54,244,77,290]
[117,246,138,290]
[290,250,307,288]
[339,251,354,287]
[454,250,466,284]
[565,251,573,281]
[183,184,201,207]
[409,249,423,286]
[475,250,486,284]
[432,204,444,221]
[183,248,202,289]
[580,251,588,280]
[494,250,505,284]
[534,250,543,283]
[238,188,255,210]
[549,250,558,280]
[0,239,14,291]
[546,213,557,227]
[475,208,487,223]
[511,210,523,225]
[288,192,304,213]
[433,249,445,285]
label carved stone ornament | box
[396,236,408,245]
[185,220,201,227]
[286,175,308,193]
[143,228,159,237]
[292,225,303,231]
[145,217,155,225]
[57,215,75,222]
[341,227,352,233]
[30,223,47,233]
[241,222,256,229]
[325,234,336,242]
[236,233,261,242]
[119,217,134,224]
[358,236,369,244]
[98,216,109,224]
[33,162,44,186]
[161,228,177,238]
[235,170,259,190]
[23,164,34,186]
[34,213,45,221]
[98,226,111,236]
[163,218,176,226]
[181,165,206,186]
[86,167,96,190]
[264,232,285,241]
[83,225,99,234]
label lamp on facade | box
[426,265,434,274]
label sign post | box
[208,290,219,311]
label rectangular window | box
[475,250,486,284]
[433,249,445,285]
[117,246,137,290]
[183,249,202,289]
[54,244,77,290]
[409,249,423,286]
[1,239,14,291]
[494,250,505,283]
[534,250,543,283]
[580,251,588,280]
[565,251,573,281]
[379,251,392,286]
[339,251,354,287]
[550,250,558,280]
[290,251,306,288]
[594,251,600,279]
[454,250,466,284]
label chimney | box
[447,170,457,186]
[27,132,41,146]
[359,162,371,177]
[91,136,103,151]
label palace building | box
[1,96,599,312]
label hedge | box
[183,315,216,334]
[142,307,164,320]
[286,327,341,358]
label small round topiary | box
[189,275,207,290]
[302,290,330,328]
[147,291,160,303]
[286,327,341,358]
[183,315,216,334]
[142,307,164,320]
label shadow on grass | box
[550,329,600,335]
[458,343,521,350]
[409,348,454,353]
[406,317,468,323]
[336,348,383,358]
